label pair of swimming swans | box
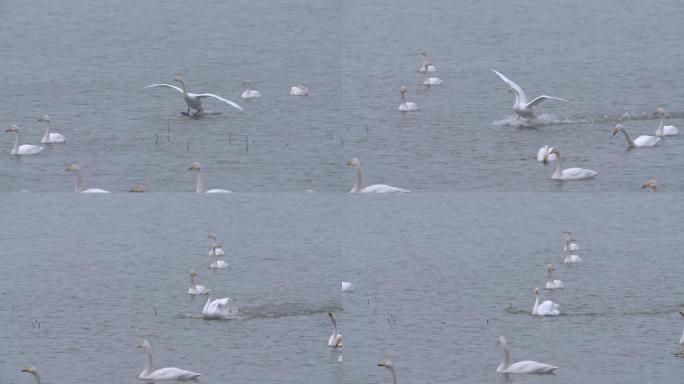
[6,125,43,156]
[66,163,110,193]
[532,288,560,316]
[188,162,231,193]
[420,51,436,73]
[347,158,410,193]
[492,69,567,119]
[563,239,582,264]
[146,76,243,117]
[138,340,201,380]
[328,312,343,348]
[208,233,229,269]
[542,147,598,180]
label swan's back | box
[537,300,560,316]
[17,145,44,155]
[241,90,262,99]
[557,168,597,180]
[399,102,418,112]
[82,188,110,193]
[634,135,660,147]
[664,125,678,135]
[143,367,201,380]
[206,189,232,193]
[504,360,557,374]
[361,184,410,193]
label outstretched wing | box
[208,298,231,313]
[527,95,568,108]
[144,83,184,93]
[192,93,243,111]
[492,69,527,101]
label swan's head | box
[421,51,427,56]
[498,335,508,345]
[534,287,540,295]
[190,269,198,277]
[66,163,81,172]
[205,289,212,296]
[188,162,202,172]
[21,366,37,374]
[173,75,183,82]
[543,146,559,162]
[612,124,624,136]
[208,233,217,240]
[377,359,393,368]
[655,107,665,116]
[679,309,684,318]
[130,184,146,193]
[5,124,18,133]
[138,340,151,349]
[243,80,251,86]
[328,312,336,320]
[400,86,408,93]
[38,115,50,122]
[546,264,555,272]
[641,179,657,191]
[346,158,361,168]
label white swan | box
[38,115,66,144]
[188,162,231,193]
[422,70,442,86]
[201,290,235,319]
[544,147,598,180]
[655,107,678,137]
[378,359,398,384]
[536,145,557,162]
[138,340,201,380]
[209,245,228,269]
[6,125,43,156]
[642,179,657,192]
[188,270,208,295]
[492,69,567,118]
[420,51,436,73]
[145,76,243,117]
[532,288,560,316]
[398,86,418,112]
[208,233,225,256]
[241,80,262,99]
[66,164,110,193]
[341,281,354,292]
[677,309,684,356]
[497,336,558,374]
[563,240,582,264]
[347,158,410,193]
[612,124,660,148]
[545,264,564,290]
[563,230,580,251]
[21,366,42,384]
[327,312,343,348]
[290,85,309,96]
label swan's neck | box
[424,70,429,82]
[29,372,41,384]
[656,115,665,137]
[547,269,554,283]
[500,343,511,370]
[245,83,251,92]
[195,170,204,193]
[73,170,82,193]
[42,121,51,141]
[388,366,397,384]
[11,131,19,154]
[352,166,363,192]
[190,274,197,290]
[177,79,187,94]
[400,91,406,104]
[142,347,154,375]
[533,295,540,314]
[620,129,635,147]
[552,153,563,178]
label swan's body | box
[341,281,354,292]
[327,312,343,348]
[612,124,660,148]
[188,270,209,295]
[21,366,42,384]
[201,290,234,319]
[536,145,557,162]
[209,245,228,269]
[677,310,684,356]
[492,69,567,118]
[563,240,582,263]
[145,76,243,117]
[422,70,442,86]
[241,80,262,99]
[38,115,65,143]
[497,336,557,374]
[563,230,580,251]
[544,147,598,180]
[378,359,398,384]
[138,340,201,380]
[208,233,226,256]
[532,288,560,316]
[188,162,231,193]
[6,125,44,156]
[290,85,309,96]
[66,164,110,193]
[642,179,657,192]
[655,108,678,137]
[398,86,418,112]
[347,158,410,193]
[545,264,563,289]
[420,51,436,73]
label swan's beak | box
[542,153,549,164]
[679,309,684,317]
[346,160,353,166]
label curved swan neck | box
[177,79,187,94]
[143,346,154,375]
[387,366,397,384]
[547,269,554,282]
[190,274,197,289]
[42,121,51,141]
[501,342,511,369]
[73,169,82,193]
[620,129,635,147]
[552,153,563,178]
[352,166,363,192]
[28,371,41,384]
[195,169,204,193]
[11,131,19,154]
[400,91,406,103]
[656,115,665,137]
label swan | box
[532,288,560,316]
[497,336,557,374]
[420,51,436,73]
[327,312,343,348]
[290,85,309,96]
[347,158,410,193]
[241,80,262,99]
[6,125,43,156]
[422,69,442,86]
[563,230,579,251]
[209,245,229,269]
[341,281,354,292]
[66,164,110,193]
[37,115,66,143]
[145,76,243,117]
[377,359,398,384]
[398,86,418,112]
[492,69,567,118]
[642,179,657,192]
[655,107,678,137]
[188,270,209,295]
[201,289,235,319]
[208,233,225,256]
[677,309,684,356]
[138,340,201,380]
[544,147,598,180]
[536,145,557,162]
[21,366,42,384]
[612,124,660,148]
[188,162,231,193]
[562,240,582,264]
[545,264,564,290]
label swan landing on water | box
[492,69,566,120]
[138,340,201,380]
[497,336,557,374]
[145,76,243,117]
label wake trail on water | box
[492,111,684,128]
